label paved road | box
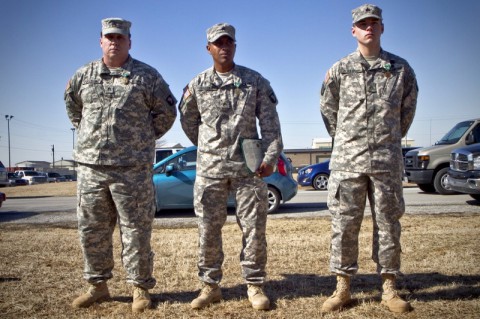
[0,188,478,227]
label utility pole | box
[51,144,55,169]
[5,115,13,171]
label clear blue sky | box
[0,0,479,166]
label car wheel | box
[313,174,329,190]
[267,186,280,214]
[434,167,457,195]
[417,183,436,193]
[470,194,480,201]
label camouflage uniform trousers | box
[194,175,268,285]
[327,170,405,276]
[76,163,156,289]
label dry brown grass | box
[1,182,77,198]
[1,213,479,318]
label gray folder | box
[241,138,264,173]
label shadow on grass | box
[0,277,21,283]
[0,211,39,223]
[155,203,329,218]
[269,272,480,303]
[108,272,480,307]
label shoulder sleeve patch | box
[183,85,191,100]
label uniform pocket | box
[82,104,103,126]
[80,79,102,104]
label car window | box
[436,120,473,145]
[176,151,197,171]
[25,171,39,176]
[154,150,197,174]
[471,124,480,143]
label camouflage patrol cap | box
[101,17,131,35]
[206,23,236,43]
[352,4,382,23]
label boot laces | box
[248,285,265,297]
[134,287,148,299]
[200,284,217,296]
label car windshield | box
[435,120,473,145]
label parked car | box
[152,146,298,213]
[7,173,28,186]
[0,191,5,207]
[14,170,48,185]
[405,118,480,194]
[296,160,330,190]
[44,172,66,183]
[63,174,77,181]
[446,143,480,201]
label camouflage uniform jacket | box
[65,56,177,166]
[321,49,418,173]
[179,65,283,178]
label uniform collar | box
[99,55,133,76]
[354,48,392,70]
[208,64,243,87]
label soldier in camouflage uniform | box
[64,18,177,313]
[320,4,418,313]
[179,23,283,311]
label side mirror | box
[465,131,475,145]
[165,164,175,177]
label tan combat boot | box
[381,274,412,313]
[132,286,151,313]
[247,284,270,310]
[71,282,110,308]
[321,275,351,312]
[191,283,222,309]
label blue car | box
[153,146,298,213]
[297,160,331,190]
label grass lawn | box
[1,213,479,318]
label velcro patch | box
[269,92,277,104]
[166,95,175,106]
